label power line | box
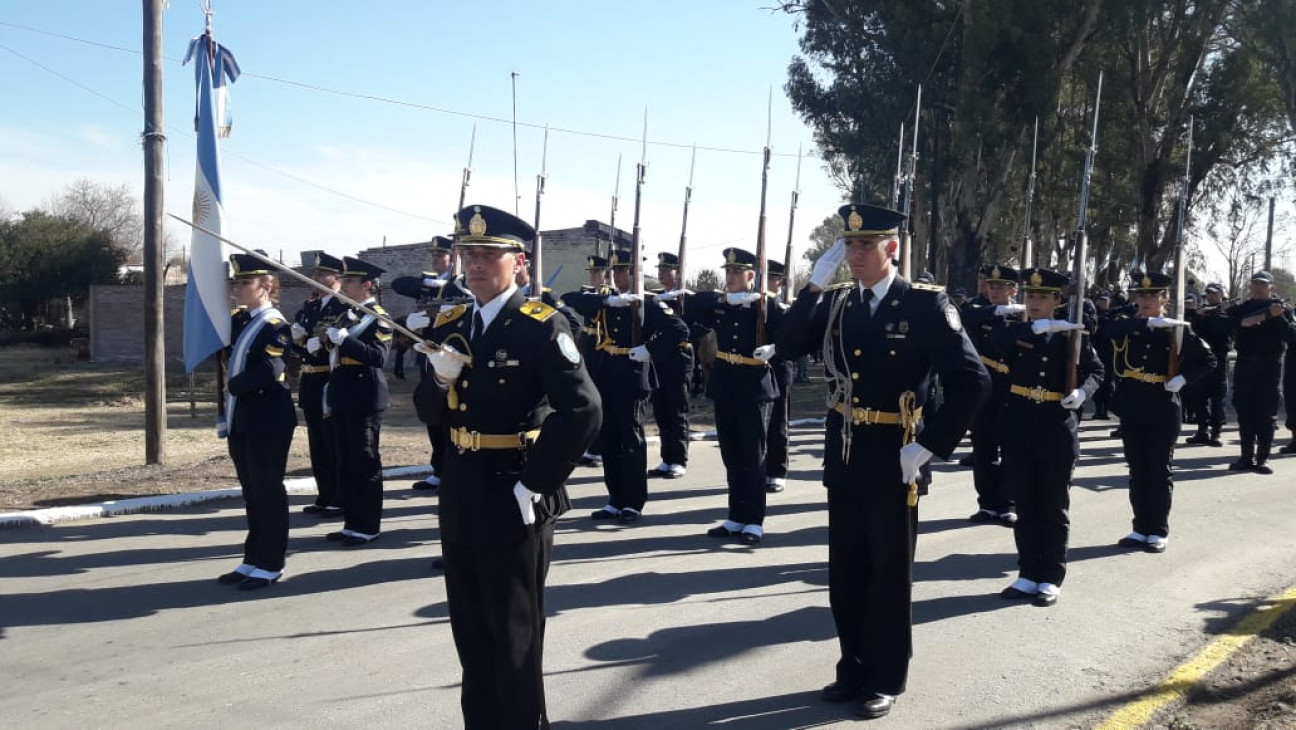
[0,20,818,159]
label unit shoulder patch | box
[557,332,581,364]
[945,303,963,332]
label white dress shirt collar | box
[474,284,519,334]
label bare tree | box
[1209,188,1269,298]
[45,179,145,260]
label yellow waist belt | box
[716,351,765,367]
[449,427,542,452]
[1009,384,1064,402]
[1118,371,1167,384]
[832,402,922,426]
[581,326,598,336]
[980,356,1009,374]
[300,365,330,374]
[337,357,365,366]
[597,343,632,356]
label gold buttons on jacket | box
[853,349,862,356]
[851,373,860,380]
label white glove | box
[325,327,348,345]
[1031,319,1082,335]
[994,304,1026,317]
[655,289,693,301]
[421,277,447,289]
[810,239,847,288]
[1061,388,1086,410]
[406,310,431,331]
[752,344,776,362]
[606,293,642,308]
[305,337,322,355]
[1164,374,1186,393]
[419,343,470,382]
[725,292,762,307]
[629,345,651,363]
[513,482,542,526]
[290,323,307,342]
[1146,317,1189,329]
[899,442,933,485]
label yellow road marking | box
[1096,585,1296,729]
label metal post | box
[142,0,167,464]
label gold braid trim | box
[899,390,921,507]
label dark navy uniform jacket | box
[780,277,990,488]
[1228,298,1294,359]
[561,289,689,396]
[324,301,393,415]
[990,323,1103,424]
[683,291,786,402]
[226,308,298,435]
[415,291,602,544]
[1103,315,1217,424]
[292,293,349,413]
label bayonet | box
[529,124,549,299]
[677,143,697,305]
[1022,116,1038,270]
[781,144,802,304]
[755,89,773,341]
[1068,72,1102,392]
[1169,115,1193,375]
[448,123,476,278]
[899,85,921,280]
[891,123,904,210]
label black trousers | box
[302,407,339,508]
[600,392,648,511]
[443,524,554,730]
[650,359,692,467]
[1002,411,1077,585]
[426,422,448,476]
[1284,355,1296,432]
[1120,415,1180,538]
[971,404,1011,514]
[766,360,793,480]
[827,468,916,697]
[228,428,293,572]
[1191,364,1228,432]
[1234,356,1282,462]
[715,397,772,525]
[333,411,384,535]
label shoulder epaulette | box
[910,282,945,293]
[824,282,853,291]
[372,304,388,315]
[230,306,247,316]
[435,304,469,328]
[269,317,284,325]
[520,300,557,323]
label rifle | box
[1021,117,1039,271]
[890,123,904,210]
[529,124,549,299]
[677,143,697,310]
[1168,116,1193,377]
[782,144,802,304]
[898,85,922,281]
[630,109,648,344]
[755,90,772,344]
[449,124,476,279]
[606,154,622,261]
[1068,72,1102,392]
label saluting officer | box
[647,252,694,479]
[1185,282,1232,447]
[393,238,472,492]
[1227,271,1294,473]
[323,256,393,546]
[765,259,795,493]
[217,253,298,590]
[662,248,785,544]
[290,252,348,518]
[960,264,1023,527]
[562,249,688,524]
[1106,272,1216,553]
[993,268,1102,606]
[779,204,989,720]
[416,203,601,730]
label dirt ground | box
[5,343,1294,729]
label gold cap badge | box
[468,209,487,237]
[991,266,1001,280]
[726,249,737,265]
[1031,271,1043,287]
[847,207,864,232]
[1142,275,1152,288]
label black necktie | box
[860,288,874,320]
[472,310,485,340]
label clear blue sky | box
[0,1,846,272]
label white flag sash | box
[224,306,282,434]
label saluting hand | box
[809,239,847,290]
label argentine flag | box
[182,33,240,372]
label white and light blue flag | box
[181,33,240,372]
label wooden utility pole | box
[142,0,167,464]
[1265,196,1275,271]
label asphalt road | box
[3,418,1295,729]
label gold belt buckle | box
[1029,386,1047,403]
[455,428,481,452]
[853,407,876,425]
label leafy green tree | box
[0,211,124,329]
[687,268,722,292]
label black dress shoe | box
[765,482,785,493]
[1000,586,1035,600]
[1228,458,1256,471]
[590,509,620,520]
[325,531,347,541]
[1208,438,1223,447]
[1279,442,1296,454]
[856,695,895,719]
[618,510,641,525]
[1144,541,1168,554]
[739,532,761,545]
[1254,463,1274,475]
[706,525,738,538]
[411,480,437,491]
[238,575,280,591]
[341,534,377,547]
[302,504,326,515]
[318,507,345,520]
[1117,536,1147,548]
[968,510,996,523]
[1110,429,1123,438]
[821,681,864,703]
[1033,592,1059,607]
[1185,433,1209,445]
[957,455,975,467]
[218,570,251,585]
